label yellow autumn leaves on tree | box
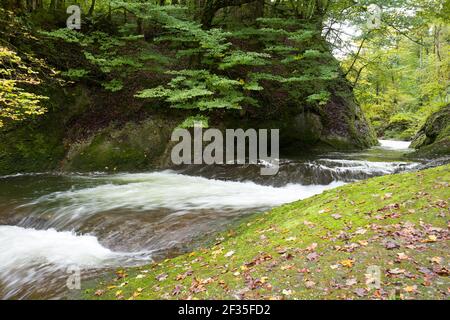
[0,46,48,128]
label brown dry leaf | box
[303,220,316,228]
[345,278,357,286]
[172,285,183,296]
[306,252,319,261]
[384,241,400,250]
[430,256,443,264]
[387,268,405,275]
[306,242,318,251]
[94,289,105,296]
[396,252,409,260]
[156,273,168,281]
[282,289,293,296]
[382,193,393,200]
[280,264,294,271]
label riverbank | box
[86,164,449,300]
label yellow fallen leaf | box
[340,259,354,268]
[403,285,417,293]
[430,256,442,264]
[358,240,368,246]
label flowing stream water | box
[0,140,422,299]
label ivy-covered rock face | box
[410,105,450,158]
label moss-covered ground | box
[85,165,449,300]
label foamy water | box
[378,139,412,150]
[0,226,119,268]
[0,140,422,299]
[25,171,344,218]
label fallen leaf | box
[382,193,393,200]
[94,290,104,296]
[345,278,357,286]
[424,235,437,242]
[282,289,293,296]
[354,288,367,297]
[430,256,442,264]
[306,252,319,261]
[384,241,400,250]
[156,273,168,281]
[172,285,183,296]
[224,250,235,258]
[396,252,409,260]
[358,240,368,246]
[340,259,354,268]
[403,285,417,293]
[387,268,405,275]
[306,243,318,251]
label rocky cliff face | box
[0,80,377,175]
[410,105,450,158]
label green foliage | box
[136,69,253,110]
[178,115,209,128]
[340,0,449,139]
[102,79,124,92]
[307,91,331,106]
[61,68,89,80]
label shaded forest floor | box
[86,165,449,300]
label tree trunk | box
[88,0,96,16]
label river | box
[0,140,421,299]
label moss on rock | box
[410,105,450,158]
[62,117,178,172]
[0,85,90,175]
